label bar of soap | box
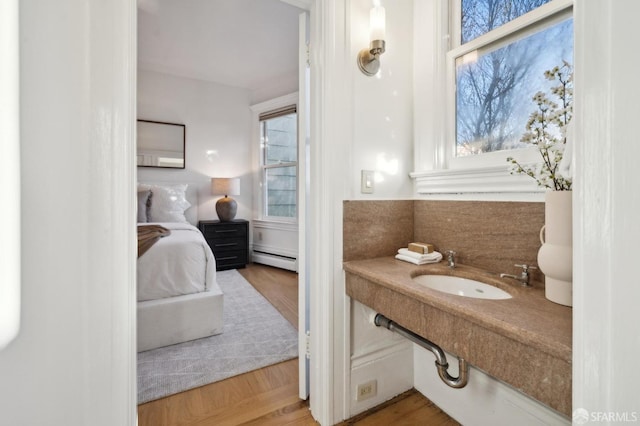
[408,242,434,254]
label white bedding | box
[137,222,216,302]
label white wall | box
[0,0,137,425]
[573,0,640,419]
[0,0,21,351]
[350,0,415,200]
[346,0,416,418]
[137,69,253,222]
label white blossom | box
[508,62,573,191]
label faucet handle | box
[445,250,457,256]
[515,264,537,272]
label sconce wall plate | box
[357,40,386,76]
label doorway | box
[135,0,311,410]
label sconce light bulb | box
[370,5,386,41]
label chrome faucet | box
[500,264,537,286]
[445,250,457,269]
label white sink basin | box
[413,275,512,300]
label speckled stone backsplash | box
[413,200,545,281]
[344,200,545,282]
[343,200,414,262]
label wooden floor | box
[138,263,458,426]
[335,390,459,426]
[238,263,299,330]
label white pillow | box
[138,183,191,223]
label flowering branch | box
[507,61,573,191]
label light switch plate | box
[361,170,374,194]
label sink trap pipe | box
[374,313,469,388]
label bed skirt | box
[137,281,224,352]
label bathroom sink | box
[413,275,512,300]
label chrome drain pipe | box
[374,313,469,388]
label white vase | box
[537,191,573,306]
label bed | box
[136,182,223,352]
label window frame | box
[260,113,298,221]
[411,0,573,195]
[251,93,299,223]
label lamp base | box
[216,196,237,221]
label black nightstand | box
[198,219,249,271]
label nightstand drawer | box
[214,250,248,270]
[201,223,247,239]
[208,237,246,252]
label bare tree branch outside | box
[456,0,573,157]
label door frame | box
[305,0,352,423]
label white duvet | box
[137,222,216,302]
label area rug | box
[137,269,298,404]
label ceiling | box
[137,0,303,92]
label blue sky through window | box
[455,17,573,156]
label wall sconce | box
[357,3,386,76]
[211,177,240,222]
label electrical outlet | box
[356,379,377,401]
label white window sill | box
[410,166,544,194]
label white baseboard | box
[349,343,414,417]
[413,345,570,426]
[252,251,297,272]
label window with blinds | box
[260,106,297,219]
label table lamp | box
[211,177,240,221]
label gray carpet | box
[137,269,298,404]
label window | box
[411,0,573,194]
[452,0,573,162]
[260,106,297,219]
[460,0,552,43]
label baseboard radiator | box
[252,250,298,272]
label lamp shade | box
[211,177,240,196]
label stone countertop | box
[344,256,573,415]
[343,256,572,363]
